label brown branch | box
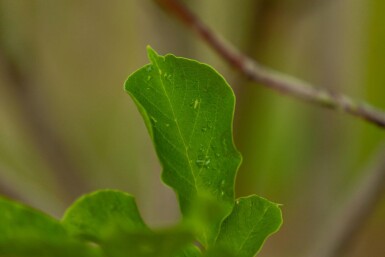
[153,0,385,128]
[308,143,385,257]
[154,0,385,256]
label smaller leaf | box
[62,190,147,242]
[0,196,102,257]
[214,195,282,257]
[0,196,67,241]
[62,190,197,257]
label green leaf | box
[175,245,202,257]
[203,248,236,257]
[62,190,196,257]
[0,196,102,257]
[103,228,196,257]
[214,195,282,257]
[62,189,147,242]
[125,46,242,245]
[183,193,228,244]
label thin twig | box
[154,0,385,128]
[308,143,385,257]
[154,1,385,256]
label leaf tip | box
[146,45,160,63]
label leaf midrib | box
[152,57,199,194]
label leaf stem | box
[153,0,385,128]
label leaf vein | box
[153,57,198,193]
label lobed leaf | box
[125,46,242,245]
[62,189,197,257]
[62,190,147,242]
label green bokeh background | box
[0,1,384,256]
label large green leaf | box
[125,47,242,245]
[214,195,282,257]
[62,190,148,241]
[0,196,102,257]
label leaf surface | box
[62,190,147,241]
[0,196,102,257]
[214,195,282,257]
[175,245,202,257]
[62,190,196,257]
[125,47,241,245]
[103,228,195,257]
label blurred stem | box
[153,0,385,129]
[309,143,385,257]
[0,43,89,203]
[231,0,282,197]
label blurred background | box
[0,0,384,256]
